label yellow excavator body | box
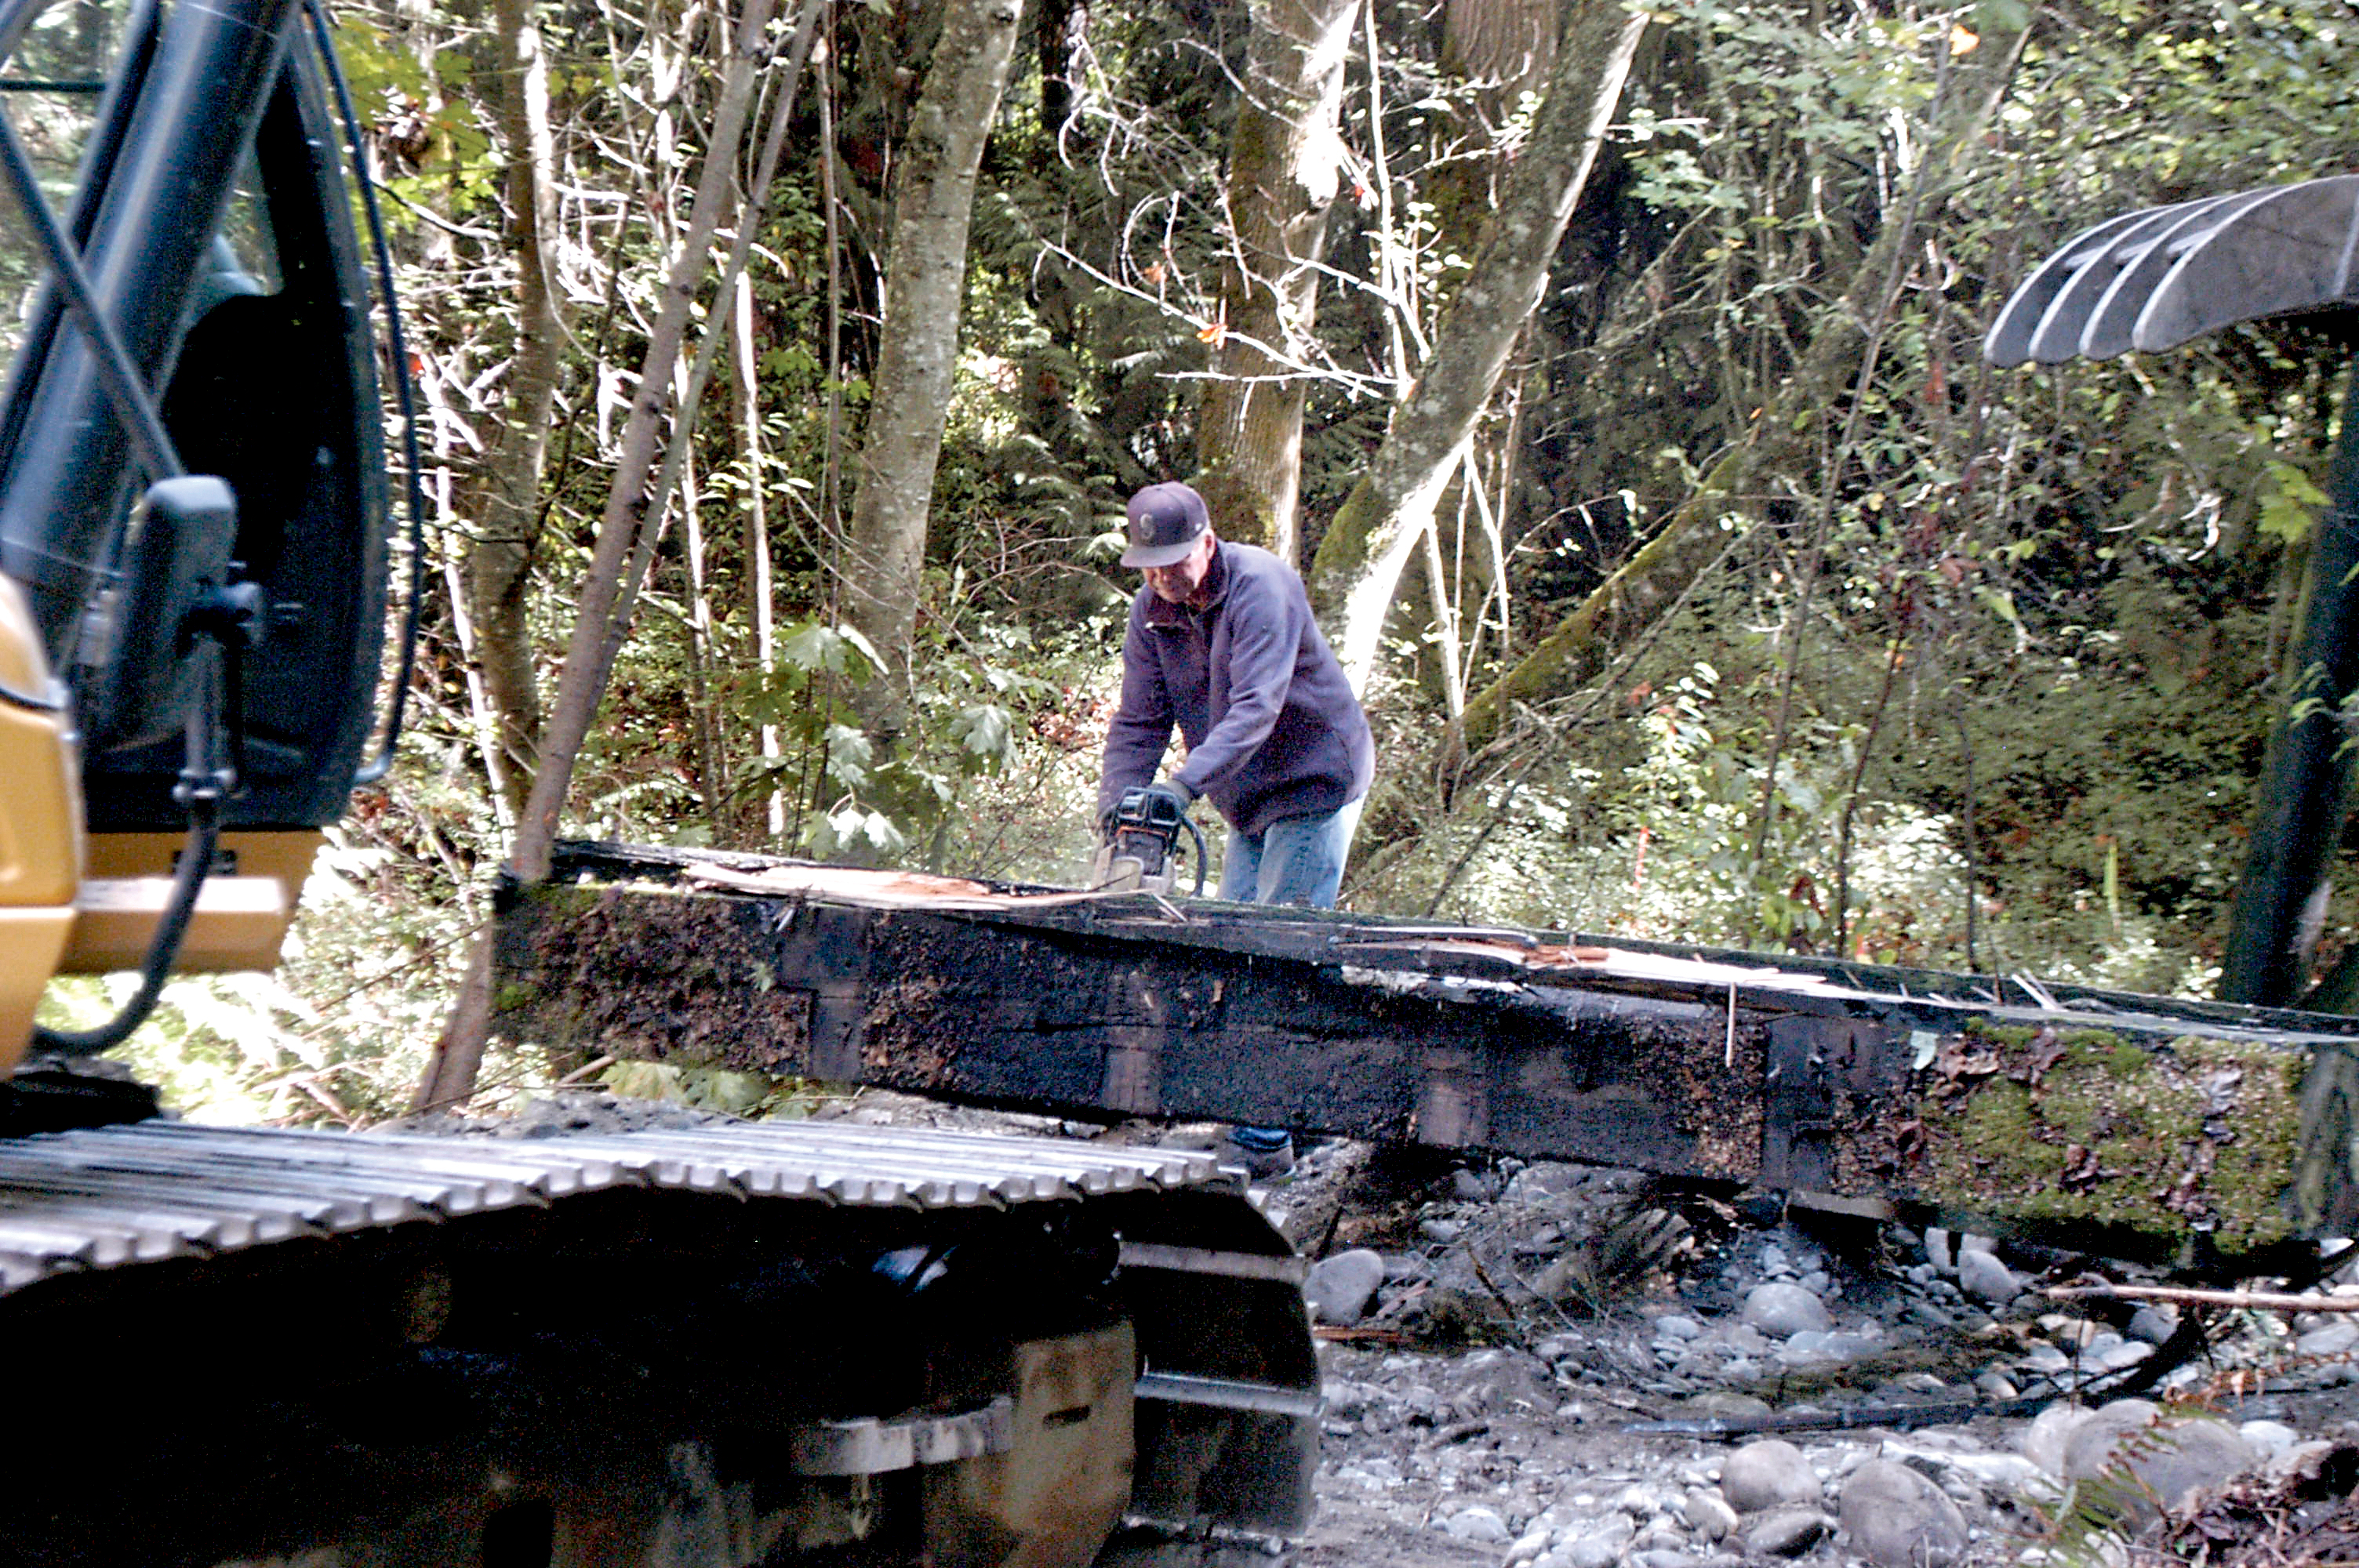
[0,573,78,1069]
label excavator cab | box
[0,0,398,1069]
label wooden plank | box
[493,844,2359,1261]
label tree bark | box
[734,272,787,841]
[1449,20,2030,757]
[1426,0,1561,277]
[2223,357,2359,1006]
[1192,0,1358,564]
[413,0,780,1112]
[1307,0,1646,691]
[840,0,1028,735]
[463,0,564,818]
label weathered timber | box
[493,843,2359,1263]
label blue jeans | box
[1218,797,1364,909]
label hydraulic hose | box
[33,632,238,1054]
[306,0,425,787]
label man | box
[1099,479,1374,908]
[1099,481,1372,1178]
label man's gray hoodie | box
[1099,540,1374,837]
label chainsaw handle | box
[1180,814,1208,897]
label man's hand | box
[1100,778,1194,840]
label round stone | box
[1685,1490,1739,1541]
[1743,1506,1830,1558]
[2063,1400,2259,1525]
[1837,1458,1968,1568]
[1303,1248,1386,1327]
[1741,1281,1833,1338]
[1718,1439,1823,1513]
[1441,1505,1512,1544]
[1955,1247,2023,1304]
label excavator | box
[0,2,1314,1563]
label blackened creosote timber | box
[496,842,2359,1265]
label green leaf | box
[778,621,881,681]
[823,724,872,789]
[2259,459,2327,545]
[953,702,1014,761]
[1977,586,2026,637]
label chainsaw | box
[1091,786,1209,896]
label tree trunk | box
[840,0,1028,735]
[462,0,563,819]
[1307,0,1646,691]
[1192,0,1358,564]
[1449,22,2030,757]
[1426,0,1561,274]
[413,0,780,1112]
[734,271,787,841]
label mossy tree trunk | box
[460,0,563,820]
[1306,0,1646,691]
[1192,0,1360,564]
[841,0,1029,739]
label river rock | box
[1956,1247,2023,1304]
[1685,1489,1739,1541]
[1677,1392,1772,1422]
[2062,1400,2259,1523]
[2092,1339,2152,1371]
[1719,1439,1823,1512]
[2239,1420,2300,1461]
[1452,1167,1499,1203]
[1561,1537,1620,1568]
[1741,1281,1832,1338]
[2020,1341,2073,1374]
[2297,1319,2359,1359]
[1303,1248,1385,1326]
[1441,1505,1511,1544]
[1505,1526,1553,1565]
[1744,1507,1830,1557]
[2024,1399,2132,1472]
[2267,1439,2346,1486]
[2126,1305,2179,1345]
[1837,1458,1968,1568]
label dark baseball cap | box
[1121,481,1211,568]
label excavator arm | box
[1983,173,2359,1009]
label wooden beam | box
[493,844,2359,1262]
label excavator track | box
[0,1119,1317,1568]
